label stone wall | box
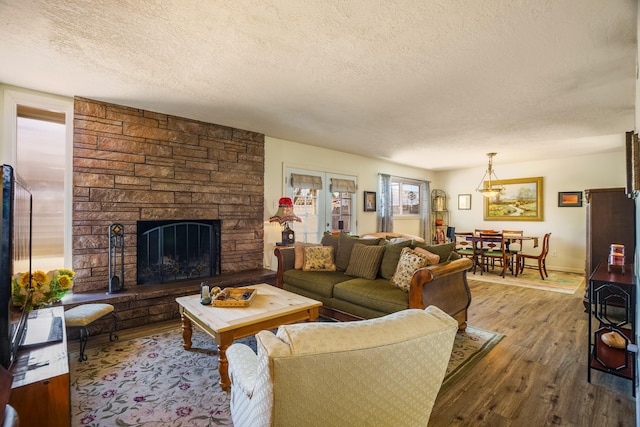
[72,98,265,293]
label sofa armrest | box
[409,257,473,330]
[274,246,295,288]
[227,343,259,398]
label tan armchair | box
[226,306,457,427]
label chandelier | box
[475,152,505,197]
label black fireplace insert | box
[137,219,221,285]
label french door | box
[285,168,356,243]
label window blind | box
[290,173,323,189]
[330,178,356,193]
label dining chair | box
[478,232,512,277]
[454,232,479,273]
[502,229,524,254]
[515,233,551,280]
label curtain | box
[290,173,322,189]
[420,181,431,242]
[377,174,393,232]
[330,178,356,193]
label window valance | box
[291,173,323,190]
[331,178,356,193]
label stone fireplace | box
[137,219,221,285]
[72,97,265,294]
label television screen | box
[0,165,32,369]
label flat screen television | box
[0,164,32,369]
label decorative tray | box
[212,287,257,307]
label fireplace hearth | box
[137,220,221,285]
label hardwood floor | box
[72,276,635,426]
[428,278,635,426]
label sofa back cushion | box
[411,241,456,263]
[335,234,381,271]
[321,232,339,255]
[344,243,386,280]
[378,239,413,279]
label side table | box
[587,261,636,396]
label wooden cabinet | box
[587,261,636,395]
[10,307,69,427]
[585,188,635,277]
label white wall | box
[264,136,435,268]
[435,149,626,273]
[265,136,626,273]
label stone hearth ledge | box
[60,269,276,338]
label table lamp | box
[269,197,301,245]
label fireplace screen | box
[137,220,221,284]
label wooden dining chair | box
[454,232,479,274]
[515,233,551,280]
[478,232,512,277]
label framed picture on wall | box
[458,194,471,210]
[558,191,583,207]
[364,191,376,212]
[483,176,543,221]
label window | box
[391,179,421,216]
[2,89,73,270]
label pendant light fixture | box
[475,152,505,197]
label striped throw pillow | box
[345,243,386,280]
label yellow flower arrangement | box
[12,269,75,309]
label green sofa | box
[274,233,473,330]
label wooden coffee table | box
[176,283,322,390]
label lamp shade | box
[269,197,301,224]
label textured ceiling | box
[0,0,637,170]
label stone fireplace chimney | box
[72,98,265,293]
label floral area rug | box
[469,268,585,294]
[70,325,503,427]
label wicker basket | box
[212,287,257,307]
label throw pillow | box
[413,247,440,265]
[294,242,321,269]
[412,241,455,263]
[335,234,381,271]
[302,246,337,272]
[345,243,386,280]
[378,239,413,279]
[390,247,431,292]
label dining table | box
[457,232,539,249]
[456,232,539,274]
